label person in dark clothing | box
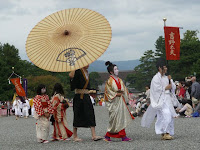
[191,77,200,109]
[69,65,102,142]
[6,101,11,116]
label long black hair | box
[36,84,46,95]
[105,61,116,74]
[52,83,64,96]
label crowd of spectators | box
[129,76,200,118]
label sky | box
[1,0,200,62]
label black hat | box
[156,58,166,70]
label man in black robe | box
[69,65,102,142]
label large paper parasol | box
[26,8,112,72]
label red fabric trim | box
[110,76,121,90]
[61,121,73,138]
[122,96,135,120]
[53,123,57,139]
[54,105,62,138]
[110,76,134,120]
[52,97,60,122]
[41,102,48,108]
[61,104,64,119]
[52,99,60,113]
[106,129,126,138]
[55,121,62,139]
[60,104,72,137]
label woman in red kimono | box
[51,83,73,141]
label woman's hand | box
[116,93,122,97]
[168,75,172,80]
[116,92,123,97]
[69,71,75,78]
[44,112,50,118]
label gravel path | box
[0,106,200,150]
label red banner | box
[10,78,26,96]
[164,26,180,60]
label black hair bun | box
[105,61,112,66]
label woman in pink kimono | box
[104,61,134,142]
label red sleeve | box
[52,96,61,121]
[33,95,45,116]
[179,88,186,97]
[52,96,60,111]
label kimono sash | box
[80,69,89,99]
[41,102,48,108]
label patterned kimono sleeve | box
[52,96,61,121]
[33,96,44,116]
[104,78,117,102]
[45,95,53,114]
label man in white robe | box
[12,97,22,120]
[141,58,179,140]
[31,104,35,118]
[22,98,30,118]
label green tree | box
[89,72,102,89]
[0,43,21,101]
[169,30,200,80]
[154,36,166,59]
[26,75,60,98]
[126,50,156,91]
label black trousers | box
[7,109,10,115]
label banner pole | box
[163,18,169,70]
[163,18,167,27]
[163,18,170,84]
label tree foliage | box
[26,75,60,97]
[126,50,156,91]
[89,72,102,89]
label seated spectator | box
[178,82,186,100]
[177,100,193,117]
[175,82,180,97]
[191,77,200,109]
[184,82,192,100]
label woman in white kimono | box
[104,61,134,142]
[12,96,22,120]
[141,58,180,140]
